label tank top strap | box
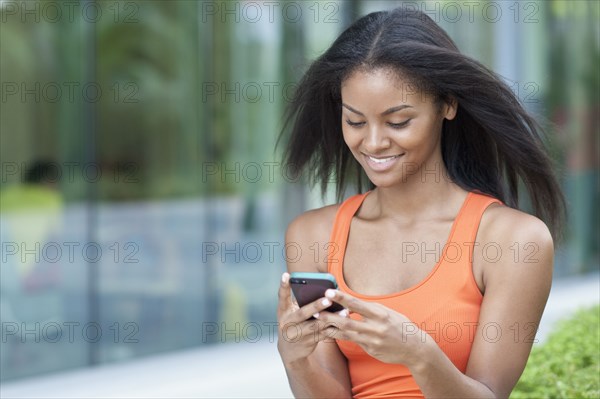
[448,190,504,247]
[326,190,503,274]
[327,191,371,274]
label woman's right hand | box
[277,272,341,364]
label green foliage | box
[511,305,600,398]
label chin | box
[363,174,404,189]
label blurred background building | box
[0,0,598,393]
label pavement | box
[1,271,598,399]
[535,270,599,342]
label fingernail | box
[313,313,320,319]
[325,289,336,299]
[281,273,289,283]
[322,298,331,306]
[339,309,348,318]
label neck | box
[368,163,465,222]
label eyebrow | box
[342,103,413,116]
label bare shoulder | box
[479,203,554,251]
[285,203,342,273]
[476,202,555,288]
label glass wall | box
[1,0,598,382]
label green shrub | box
[511,304,600,398]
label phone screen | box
[290,273,344,312]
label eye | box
[345,119,365,128]
[388,120,411,129]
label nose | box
[363,125,391,154]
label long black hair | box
[276,8,566,242]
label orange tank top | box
[327,190,503,398]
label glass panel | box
[1,3,89,378]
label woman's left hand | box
[314,289,428,366]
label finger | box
[277,272,293,314]
[311,313,368,344]
[293,296,338,323]
[313,325,340,343]
[324,289,385,319]
[324,324,363,343]
[316,310,370,334]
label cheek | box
[401,131,425,149]
[401,122,438,149]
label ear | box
[443,97,458,121]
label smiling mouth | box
[362,153,404,163]
[361,152,405,172]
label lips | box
[362,152,404,172]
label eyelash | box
[345,119,411,129]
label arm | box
[411,209,554,398]
[277,209,353,398]
[317,207,554,398]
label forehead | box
[341,67,431,106]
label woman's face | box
[340,68,457,188]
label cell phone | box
[289,272,344,312]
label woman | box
[275,7,566,398]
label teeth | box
[368,155,397,163]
